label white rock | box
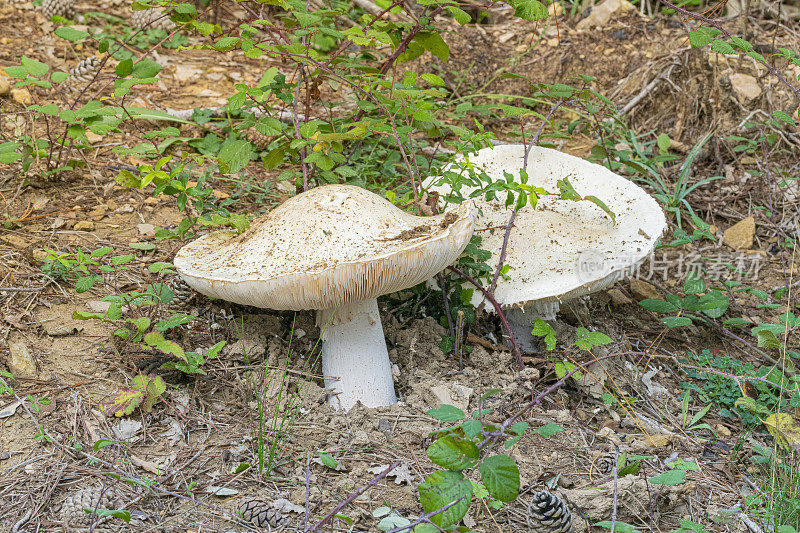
[730,73,762,102]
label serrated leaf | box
[639,299,678,313]
[765,413,800,451]
[688,30,712,48]
[649,470,687,485]
[479,454,519,502]
[99,388,145,417]
[427,404,465,422]
[55,26,89,42]
[132,59,162,79]
[427,436,479,470]
[144,331,187,362]
[446,5,471,24]
[417,470,471,528]
[661,316,693,328]
[218,139,253,173]
[533,423,564,438]
[21,56,49,76]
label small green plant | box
[243,316,322,478]
[416,396,556,530]
[99,373,166,417]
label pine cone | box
[61,485,122,526]
[63,56,102,94]
[246,129,274,150]
[40,0,74,19]
[236,498,287,529]
[168,277,195,309]
[132,7,175,31]
[595,452,616,475]
[526,491,573,533]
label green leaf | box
[132,59,162,79]
[427,436,479,470]
[710,39,735,55]
[688,30,712,48]
[218,139,253,173]
[683,273,706,295]
[99,387,145,417]
[513,0,548,20]
[446,5,471,24]
[638,299,678,313]
[533,423,564,438]
[318,453,338,469]
[116,58,133,78]
[21,56,49,76]
[213,36,241,52]
[478,454,520,502]
[649,470,687,485]
[417,470,472,528]
[420,73,445,86]
[427,404,465,422]
[419,31,449,63]
[583,195,616,222]
[55,26,90,42]
[143,331,187,362]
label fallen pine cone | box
[132,7,175,31]
[236,497,287,529]
[246,129,274,150]
[40,0,74,19]
[60,485,122,527]
[63,56,102,94]
[526,490,573,532]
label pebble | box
[73,220,95,231]
[11,88,31,105]
[630,279,660,301]
[9,341,37,379]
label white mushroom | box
[174,185,474,409]
[424,145,666,351]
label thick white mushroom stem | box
[505,302,560,353]
[316,299,398,410]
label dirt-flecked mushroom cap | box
[174,184,475,410]
[174,184,474,310]
[424,145,666,320]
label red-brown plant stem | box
[449,265,524,368]
[385,496,468,533]
[489,99,578,294]
[476,364,583,450]
[308,462,400,531]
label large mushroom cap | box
[423,145,666,310]
[174,184,475,310]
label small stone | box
[630,279,660,301]
[143,197,160,205]
[137,223,155,236]
[730,73,762,102]
[643,434,673,448]
[0,76,10,96]
[514,44,528,53]
[577,0,636,29]
[716,424,731,437]
[11,88,31,105]
[613,29,628,40]
[548,2,563,16]
[9,341,37,379]
[73,220,95,231]
[724,216,755,250]
[607,288,632,306]
[546,38,559,47]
